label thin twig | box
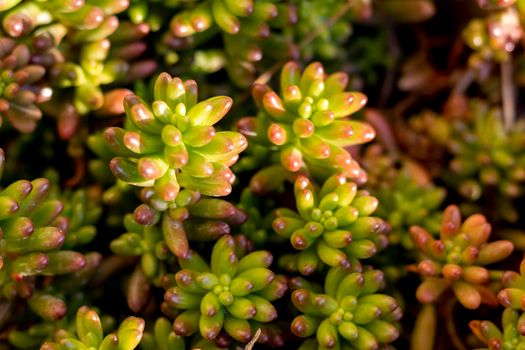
[65,156,86,188]
[379,24,401,107]
[501,57,515,131]
[451,69,475,96]
[245,328,262,350]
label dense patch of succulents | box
[2,1,525,350]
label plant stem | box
[501,57,515,131]
[444,298,467,350]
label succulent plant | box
[394,110,451,177]
[291,266,402,350]
[59,187,101,248]
[2,0,156,124]
[273,173,388,275]
[168,0,288,61]
[445,101,525,203]
[238,61,374,182]
[40,306,144,350]
[49,21,156,119]
[43,169,102,248]
[162,235,287,343]
[0,38,51,132]
[9,294,114,349]
[3,1,525,349]
[105,72,247,208]
[0,175,86,297]
[8,252,104,348]
[463,7,522,65]
[361,148,446,249]
[1,0,129,38]
[361,144,446,248]
[469,307,525,350]
[111,188,245,264]
[375,173,445,249]
[409,204,513,309]
[110,212,172,283]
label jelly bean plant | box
[2,1,525,350]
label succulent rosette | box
[445,101,525,203]
[238,61,374,181]
[162,235,287,344]
[291,266,402,350]
[41,306,144,350]
[273,173,388,275]
[375,174,445,249]
[470,308,525,350]
[409,205,513,309]
[105,72,247,208]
